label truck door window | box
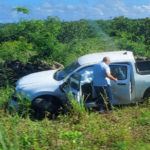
[77,66,94,101]
[110,65,127,80]
[77,66,93,84]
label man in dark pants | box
[93,57,118,114]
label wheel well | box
[32,95,63,106]
[143,87,150,98]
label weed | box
[0,87,150,149]
[137,110,150,126]
[63,92,88,124]
[113,140,131,150]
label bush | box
[0,37,33,62]
[60,38,119,65]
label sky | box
[0,0,150,23]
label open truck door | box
[61,74,82,103]
[109,64,131,104]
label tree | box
[12,6,31,15]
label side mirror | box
[60,80,70,92]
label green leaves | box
[58,19,95,43]
[2,7,150,64]
[0,39,33,62]
[12,6,31,15]
[136,110,150,126]
[59,130,82,141]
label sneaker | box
[98,110,104,114]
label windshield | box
[55,60,80,81]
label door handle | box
[118,83,126,85]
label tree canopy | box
[0,7,150,64]
[12,6,31,15]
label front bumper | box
[8,94,22,110]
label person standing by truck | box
[93,57,118,114]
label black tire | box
[31,96,62,114]
[145,92,150,103]
[145,92,150,98]
[141,91,150,104]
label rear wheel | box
[142,91,150,104]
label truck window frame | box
[109,65,128,80]
[135,61,150,75]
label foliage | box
[58,19,98,43]
[0,64,17,87]
[136,110,150,126]
[0,37,33,62]
[14,93,32,117]
[0,87,150,149]
[12,6,31,15]
[1,8,150,64]
[66,92,87,120]
[59,130,83,148]
[114,35,147,56]
[0,23,20,42]
[0,87,14,110]
[60,37,118,65]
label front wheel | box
[31,96,62,115]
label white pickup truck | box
[9,51,150,113]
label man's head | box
[103,57,110,64]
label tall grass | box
[67,93,87,115]
[0,127,19,150]
[1,87,150,149]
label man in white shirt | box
[93,57,118,114]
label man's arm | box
[106,73,118,82]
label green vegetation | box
[0,87,150,149]
[12,6,31,15]
[1,9,150,65]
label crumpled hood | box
[16,70,57,87]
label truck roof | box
[78,51,135,65]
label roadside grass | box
[0,88,150,149]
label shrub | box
[137,110,150,126]
[0,37,33,62]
